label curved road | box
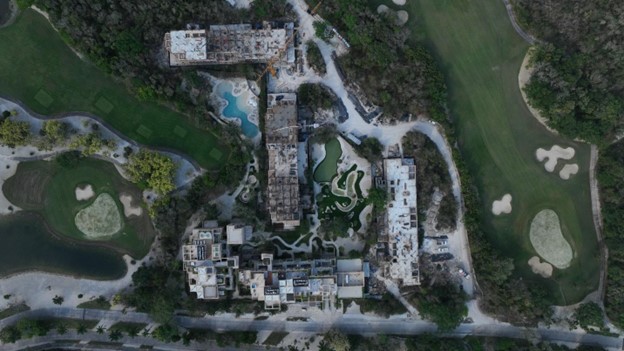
[501,0,539,45]
[1,308,621,350]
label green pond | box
[0,212,126,279]
[314,138,342,183]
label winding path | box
[501,0,538,45]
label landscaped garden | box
[3,156,155,258]
[314,138,371,234]
[0,9,228,169]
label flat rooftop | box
[384,158,420,286]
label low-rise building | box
[182,221,251,299]
[164,22,295,66]
[239,254,365,309]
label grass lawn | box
[77,298,111,310]
[0,10,228,169]
[3,157,155,258]
[0,303,30,320]
[263,331,289,346]
[318,166,368,232]
[370,0,599,303]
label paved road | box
[501,0,539,45]
[1,308,622,350]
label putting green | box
[3,156,155,258]
[0,10,228,169]
[370,0,600,303]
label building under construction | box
[164,22,295,66]
[265,93,300,230]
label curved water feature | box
[215,82,259,138]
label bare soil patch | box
[119,193,143,218]
[75,193,122,239]
[559,163,579,180]
[530,209,573,269]
[491,193,512,215]
[75,184,94,201]
[528,256,553,278]
[536,145,575,172]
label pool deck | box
[207,75,261,141]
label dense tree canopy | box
[0,118,30,147]
[125,150,176,195]
[516,0,624,143]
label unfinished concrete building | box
[164,22,295,66]
[382,158,420,286]
[265,93,300,229]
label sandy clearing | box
[491,194,512,215]
[530,209,573,269]
[75,184,95,201]
[559,163,579,180]
[119,193,143,218]
[75,193,122,239]
[396,10,409,26]
[0,158,20,214]
[392,0,406,5]
[377,4,389,13]
[536,145,575,172]
[528,256,553,278]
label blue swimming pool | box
[218,83,259,138]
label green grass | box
[0,10,228,169]
[314,138,342,183]
[0,303,30,320]
[263,331,288,346]
[369,0,599,303]
[3,157,155,258]
[318,166,368,232]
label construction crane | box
[255,0,323,84]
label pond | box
[314,138,342,183]
[0,212,127,279]
[216,82,259,138]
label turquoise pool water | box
[217,83,259,138]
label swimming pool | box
[216,82,259,138]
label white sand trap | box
[75,193,122,239]
[491,194,512,215]
[396,11,409,26]
[75,184,95,201]
[119,194,143,218]
[559,163,579,180]
[393,0,406,5]
[536,145,575,172]
[530,209,573,269]
[377,4,389,13]
[528,256,553,278]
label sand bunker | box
[119,194,143,218]
[536,145,575,172]
[393,0,406,5]
[377,4,389,13]
[75,184,95,201]
[528,256,553,278]
[75,193,122,239]
[491,194,512,215]
[529,209,573,269]
[559,164,579,180]
[396,10,409,26]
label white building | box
[384,158,420,286]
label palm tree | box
[77,324,88,335]
[109,329,123,341]
[56,323,67,335]
[96,325,105,334]
[141,327,150,337]
[126,326,138,338]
